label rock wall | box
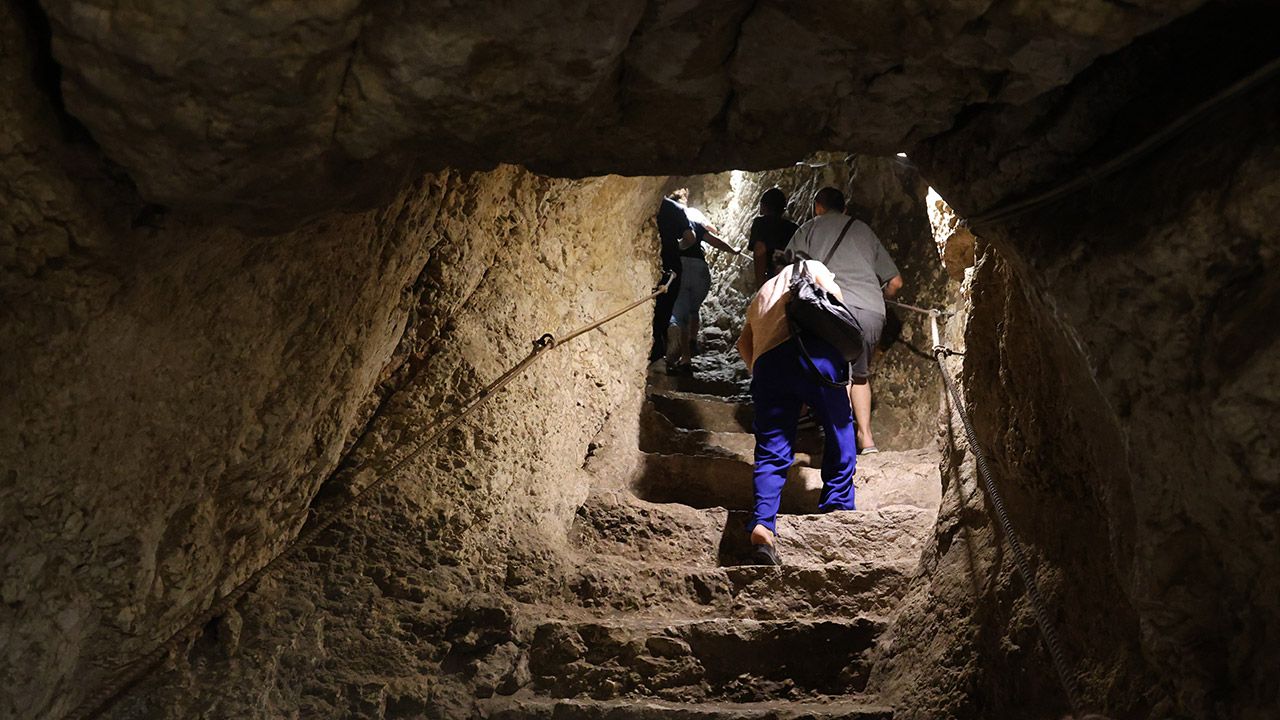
[1,4,666,716]
[873,7,1280,718]
[32,0,1199,225]
[872,245,1158,718]
[99,170,663,720]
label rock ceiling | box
[41,0,1203,222]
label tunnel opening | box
[624,155,956,604]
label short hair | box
[668,187,689,203]
[814,186,845,213]
[759,187,786,215]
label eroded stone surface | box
[38,0,1201,224]
[527,616,884,702]
[873,10,1280,717]
[481,696,895,720]
[2,5,667,711]
[7,1,1279,719]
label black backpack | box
[785,218,864,387]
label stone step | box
[633,449,940,514]
[572,491,935,569]
[647,366,749,400]
[638,401,757,459]
[722,508,934,568]
[648,389,754,433]
[526,616,885,702]
[482,695,894,719]
[543,557,916,621]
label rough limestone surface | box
[926,190,976,282]
[2,5,667,715]
[36,0,1202,224]
[875,8,1280,719]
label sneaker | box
[748,543,781,566]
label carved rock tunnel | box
[3,2,1278,719]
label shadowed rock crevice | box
[12,0,89,144]
[878,12,1280,713]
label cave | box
[3,2,1278,719]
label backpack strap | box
[821,217,858,265]
[788,319,849,389]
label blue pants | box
[749,336,857,534]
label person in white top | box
[786,187,903,454]
[735,260,858,565]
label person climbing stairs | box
[479,355,942,718]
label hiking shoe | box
[748,543,781,566]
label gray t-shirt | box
[786,213,900,316]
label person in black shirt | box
[652,195,693,361]
[749,187,799,288]
[665,189,741,372]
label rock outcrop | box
[3,4,667,713]
[874,7,1280,718]
[37,0,1201,225]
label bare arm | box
[677,228,697,250]
[812,261,846,304]
[883,274,904,299]
[753,243,769,288]
[702,230,739,255]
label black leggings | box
[650,268,681,360]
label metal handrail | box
[66,272,677,720]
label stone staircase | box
[481,361,940,719]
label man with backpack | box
[787,187,903,454]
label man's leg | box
[679,259,711,365]
[749,344,802,547]
[801,340,858,511]
[847,309,885,451]
[665,322,685,367]
[670,257,701,363]
[850,379,874,451]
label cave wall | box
[32,0,1200,225]
[99,169,664,720]
[1,4,666,715]
[874,8,1280,719]
[872,244,1158,718]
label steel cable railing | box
[65,271,677,720]
[892,300,1110,720]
